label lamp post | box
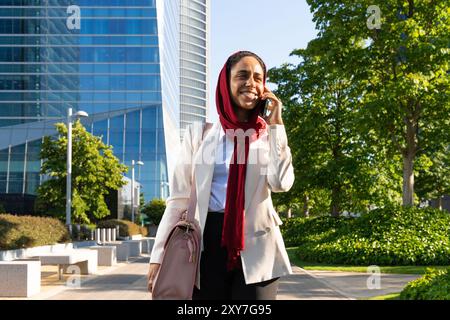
[131,160,144,223]
[66,107,89,233]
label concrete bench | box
[88,246,117,266]
[106,242,130,262]
[0,261,41,297]
[32,249,98,280]
[123,240,142,257]
[141,237,155,254]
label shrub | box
[139,226,148,237]
[97,219,146,237]
[71,224,96,241]
[281,205,450,265]
[0,214,70,250]
[141,198,166,225]
[400,268,450,300]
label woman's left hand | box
[260,86,283,125]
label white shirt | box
[208,128,234,212]
[207,126,269,212]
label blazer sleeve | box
[149,124,195,264]
[267,124,295,193]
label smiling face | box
[229,56,265,112]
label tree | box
[141,198,166,225]
[416,146,450,210]
[306,0,450,206]
[269,36,401,216]
[35,120,128,224]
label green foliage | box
[70,224,96,241]
[97,219,147,237]
[270,0,450,210]
[400,268,450,300]
[141,198,166,225]
[416,147,450,208]
[0,203,5,214]
[269,27,403,216]
[35,120,128,224]
[281,206,450,265]
[0,214,71,250]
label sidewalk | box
[289,268,421,300]
[299,268,421,299]
[15,256,420,300]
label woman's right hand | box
[147,263,161,293]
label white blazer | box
[150,121,295,285]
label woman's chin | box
[239,101,257,110]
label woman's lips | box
[240,92,258,101]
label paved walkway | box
[18,255,420,300]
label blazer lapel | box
[244,141,262,213]
[192,123,268,229]
[193,122,220,233]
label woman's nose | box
[245,77,256,87]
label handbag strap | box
[186,122,213,222]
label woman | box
[147,51,294,300]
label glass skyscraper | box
[0,0,181,211]
[179,0,209,140]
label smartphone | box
[259,98,271,117]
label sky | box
[208,0,319,122]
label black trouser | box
[192,212,279,300]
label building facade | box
[0,0,182,212]
[179,0,209,140]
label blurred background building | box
[0,0,210,214]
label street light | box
[66,107,89,233]
[131,160,144,223]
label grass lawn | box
[286,247,449,275]
[367,293,401,300]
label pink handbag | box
[151,123,212,300]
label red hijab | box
[215,52,267,270]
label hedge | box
[281,206,450,265]
[400,268,450,300]
[97,219,148,237]
[0,214,71,250]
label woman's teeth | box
[242,92,257,100]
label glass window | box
[188,1,206,13]
[142,107,157,129]
[125,111,140,130]
[93,119,108,138]
[109,131,124,160]
[141,130,156,153]
[109,115,124,131]
[25,172,40,195]
[125,130,140,155]
[181,77,206,90]
[0,148,9,171]
[181,86,206,98]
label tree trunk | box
[303,194,310,218]
[402,112,417,207]
[402,153,415,206]
[331,185,341,217]
[438,196,443,211]
[287,207,292,218]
